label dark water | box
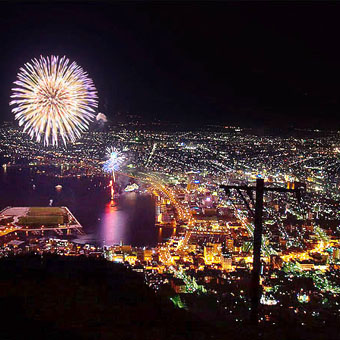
[0,167,172,247]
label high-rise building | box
[221,253,233,271]
[204,244,214,265]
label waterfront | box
[0,167,172,246]
[0,127,340,335]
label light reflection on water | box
[100,201,128,247]
[0,167,177,247]
[158,227,163,243]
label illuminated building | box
[125,254,137,265]
[204,243,222,265]
[204,245,214,265]
[111,252,124,263]
[226,238,234,252]
[333,247,340,260]
[221,254,232,271]
[120,245,132,253]
[144,249,153,262]
[286,181,295,190]
[186,172,199,191]
[155,205,161,219]
[213,243,222,257]
[299,262,315,271]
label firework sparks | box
[103,147,125,200]
[10,55,98,146]
[103,147,125,176]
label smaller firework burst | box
[103,147,125,178]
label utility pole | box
[220,178,304,324]
[252,178,264,324]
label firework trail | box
[10,55,98,146]
[103,147,125,200]
[103,147,125,181]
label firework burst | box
[103,147,125,175]
[10,55,98,146]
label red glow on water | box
[100,201,127,247]
[111,186,114,200]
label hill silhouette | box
[0,254,217,340]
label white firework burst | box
[10,55,98,146]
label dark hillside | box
[0,255,216,340]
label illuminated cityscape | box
[0,121,339,336]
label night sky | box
[1,2,340,129]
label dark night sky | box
[1,2,340,129]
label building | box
[226,238,234,252]
[221,253,233,271]
[299,261,314,271]
[204,245,214,265]
[333,248,340,261]
[204,243,222,265]
[144,249,153,262]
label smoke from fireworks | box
[10,55,98,146]
[96,112,108,123]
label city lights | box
[0,122,339,332]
